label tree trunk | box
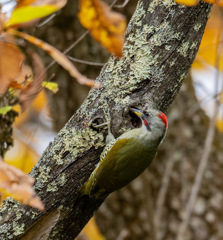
[0,0,211,239]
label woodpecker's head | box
[130,107,168,134]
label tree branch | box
[0,0,212,239]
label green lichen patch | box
[59,173,67,186]
[149,0,176,13]
[194,23,202,32]
[47,180,58,192]
[177,42,190,58]
[0,223,12,236]
[0,199,27,238]
[35,165,52,190]
[191,42,198,50]
[30,209,40,219]
[0,198,22,215]
[13,221,25,236]
[15,210,24,221]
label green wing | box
[89,138,135,197]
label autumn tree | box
[1,0,220,239]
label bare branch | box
[114,0,130,8]
[68,56,105,66]
[37,14,57,28]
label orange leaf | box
[15,0,66,9]
[9,65,33,90]
[16,0,41,8]
[78,0,126,57]
[203,0,223,6]
[81,217,105,240]
[19,51,45,112]
[174,0,198,5]
[8,29,101,88]
[0,158,44,210]
[175,0,223,6]
[9,81,24,90]
[0,38,25,95]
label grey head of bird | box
[129,107,168,146]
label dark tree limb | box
[0,0,211,239]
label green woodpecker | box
[79,107,167,198]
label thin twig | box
[110,0,120,8]
[45,31,89,71]
[114,0,130,8]
[37,14,56,28]
[9,29,100,88]
[46,0,120,71]
[68,56,105,66]
[177,29,223,240]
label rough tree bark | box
[0,0,212,239]
[35,0,136,131]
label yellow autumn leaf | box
[42,81,59,93]
[203,0,223,6]
[216,118,223,132]
[5,6,57,28]
[174,0,223,6]
[5,0,67,28]
[80,217,105,240]
[174,0,198,6]
[219,90,223,104]
[192,7,223,70]
[78,0,126,57]
[5,139,39,174]
[32,90,47,112]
